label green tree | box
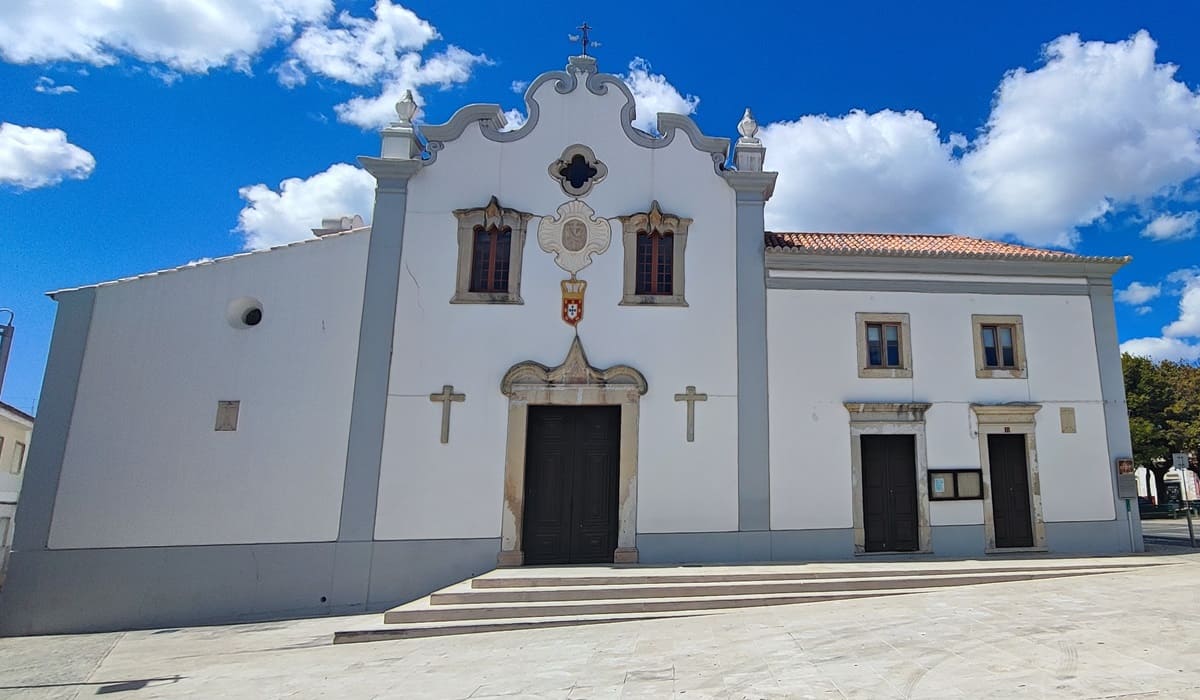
[1122,353,1174,466]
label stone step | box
[333,609,716,644]
[470,561,1141,589]
[383,586,944,624]
[434,568,1130,605]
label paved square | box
[3,551,1200,699]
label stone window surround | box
[972,314,1027,379]
[451,196,533,304]
[548,144,609,198]
[854,312,913,379]
[497,338,647,566]
[971,403,1047,553]
[844,402,933,555]
[618,201,692,307]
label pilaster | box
[337,146,422,543]
[723,164,777,533]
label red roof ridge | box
[764,231,1130,264]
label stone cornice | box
[358,157,422,183]
[971,403,1042,425]
[723,171,778,200]
[765,251,1129,279]
[844,402,932,423]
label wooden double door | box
[522,406,621,565]
[987,433,1035,548]
[861,434,920,552]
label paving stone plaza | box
[3,549,1200,699]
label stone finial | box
[737,108,759,141]
[394,89,418,124]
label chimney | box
[312,214,366,237]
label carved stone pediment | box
[453,195,532,231]
[501,336,647,395]
[617,200,691,235]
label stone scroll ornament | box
[538,200,611,327]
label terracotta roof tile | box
[765,232,1129,263]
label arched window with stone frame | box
[452,196,533,304]
[618,200,691,307]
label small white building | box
[0,55,1142,635]
[0,401,33,578]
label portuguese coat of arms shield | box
[561,278,586,326]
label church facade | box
[1,56,1142,635]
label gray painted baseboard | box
[0,538,499,636]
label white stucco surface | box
[767,288,1115,532]
[374,77,740,540]
[48,233,368,548]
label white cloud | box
[1136,306,1153,316]
[762,31,1200,247]
[1120,336,1200,362]
[1163,270,1200,338]
[236,163,374,250]
[1142,211,1199,241]
[332,46,490,129]
[500,108,527,132]
[286,0,436,86]
[1116,281,1162,305]
[1120,269,1200,361]
[34,76,76,94]
[0,0,331,73]
[510,80,528,94]
[621,57,699,134]
[0,122,95,189]
[762,110,964,234]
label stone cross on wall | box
[673,385,708,443]
[429,385,465,444]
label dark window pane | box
[560,154,598,190]
[884,324,899,343]
[982,326,998,367]
[999,326,1015,367]
[635,233,653,294]
[492,229,511,291]
[886,338,900,366]
[656,233,673,294]
[469,228,490,292]
[867,325,881,343]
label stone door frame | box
[845,402,933,554]
[971,404,1047,552]
[498,337,646,566]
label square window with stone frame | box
[854,312,913,378]
[980,324,1018,369]
[971,314,1027,378]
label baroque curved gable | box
[416,55,730,173]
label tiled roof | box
[765,232,1129,263]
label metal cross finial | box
[429,384,465,444]
[569,22,600,55]
[673,385,708,443]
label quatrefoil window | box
[548,144,608,198]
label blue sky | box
[3,0,1200,414]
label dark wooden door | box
[988,433,1034,548]
[861,434,919,552]
[522,406,620,564]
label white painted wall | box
[768,287,1116,532]
[0,407,32,506]
[375,76,741,540]
[48,232,368,548]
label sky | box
[3,0,1200,415]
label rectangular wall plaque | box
[1059,407,1076,434]
[215,400,240,431]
